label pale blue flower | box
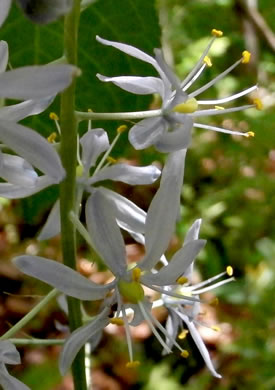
[0,340,30,390]
[96,32,257,152]
[38,127,161,240]
[159,219,235,378]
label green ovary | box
[173,97,198,114]
[118,279,145,304]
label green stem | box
[75,108,162,121]
[9,338,64,346]
[0,289,59,340]
[59,1,87,389]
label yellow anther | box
[176,276,189,285]
[226,266,233,276]
[47,132,57,143]
[245,131,255,138]
[211,325,221,332]
[117,125,128,134]
[132,267,142,282]
[173,97,198,114]
[87,108,93,112]
[49,112,59,121]
[76,165,84,177]
[253,98,263,111]
[203,56,212,67]
[210,297,219,306]
[241,50,251,64]
[214,105,225,110]
[107,156,117,164]
[211,29,223,37]
[126,361,140,369]
[110,318,124,326]
[178,330,189,340]
[181,350,189,358]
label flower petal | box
[0,175,55,199]
[86,190,127,277]
[0,154,38,186]
[0,120,65,182]
[140,149,187,270]
[14,255,112,300]
[0,64,78,100]
[0,363,30,390]
[38,200,61,240]
[0,96,54,122]
[0,341,20,365]
[0,41,9,73]
[59,308,110,375]
[97,74,165,97]
[89,163,161,185]
[97,187,146,234]
[80,128,109,171]
[141,239,206,286]
[154,119,193,152]
[177,312,222,378]
[184,219,202,243]
[0,1,11,28]
[129,117,167,150]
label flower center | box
[118,279,145,304]
[173,97,198,114]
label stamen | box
[117,124,128,134]
[242,50,251,64]
[214,106,224,110]
[87,108,93,130]
[110,318,124,326]
[197,85,258,105]
[181,350,189,358]
[121,302,134,363]
[143,282,201,303]
[204,56,212,67]
[211,325,221,332]
[107,156,117,164]
[194,123,250,137]
[126,361,140,368]
[253,98,263,110]
[176,276,189,285]
[211,29,223,37]
[49,112,59,121]
[226,266,233,276]
[194,276,235,294]
[245,131,255,138]
[47,132,57,143]
[178,330,189,340]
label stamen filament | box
[194,123,250,137]
[193,104,254,117]
[142,282,201,303]
[194,276,235,294]
[197,85,258,105]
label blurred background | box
[0,0,274,389]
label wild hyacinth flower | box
[0,340,30,390]
[96,30,259,152]
[0,40,80,198]
[38,125,160,240]
[157,219,234,378]
[15,149,207,372]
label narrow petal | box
[129,117,167,150]
[154,117,193,152]
[80,129,109,171]
[128,300,152,326]
[97,187,146,234]
[0,120,65,182]
[14,255,112,300]
[0,1,11,28]
[0,64,78,99]
[59,308,110,375]
[97,74,165,97]
[0,154,37,186]
[140,149,187,270]
[0,341,20,365]
[0,96,54,122]
[37,200,61,240]
[0,41,9,72]
[89,163,161,185]
[86,190,127,277]
[184,219,202,243]
[0,363,30,390]
[177,312,222,378]
[141,240,206,286]
[163,310,181,354]
[0,175,55,199]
